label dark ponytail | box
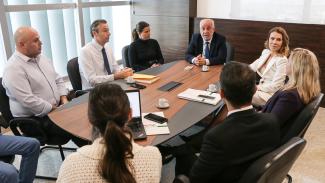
[132,28,139,41]
[88,83,136,183]
[132,21,149,41]
[100,121,135,183]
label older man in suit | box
[186,18,227,66]
[171,62,280,183]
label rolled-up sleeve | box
[55,75,68,96]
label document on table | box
[178,88,221,105]
[142,112,170,135]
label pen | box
[157,125,168,127]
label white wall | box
[197,0,325,25]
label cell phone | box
[130,83,146,89]
[144,113,168,124]
[198,94,215,100]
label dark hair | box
[132,21,149,41]
[90,19,107,38]
[88,83,136,183]
[264,26,290,56]
[220,61,256,107]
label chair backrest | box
[0,78,14,128]
[225,41,234,63]
[238,137,306,183]
[281,93,323,144]
[122,45,130,67]
[67,57,82,91]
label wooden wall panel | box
[132,0,189,16]
[132,16,189,62]
[131,0,197,63]
[193,18,325,105]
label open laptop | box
[126,89,147,140]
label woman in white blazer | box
[250,27,289,106]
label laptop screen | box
[126,90,141,118]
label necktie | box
[101,48,111,74]
[204,42,210,59]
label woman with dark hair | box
[128,21,164,71]
[250,26,289,106]
[57,84,162,183]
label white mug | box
[202,65,209,71]
[158,98,168,107]
[208,84,217,92]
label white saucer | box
[125,79,136,84]
[207,88,217,93]
[156,103,170,109]
[201,69,209,72]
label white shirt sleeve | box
[79,47,115,87]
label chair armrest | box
[173,174,190,183]
[9,117,47,145]
[75,89,92,97]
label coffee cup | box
[126,76,135,83]
[202,65,209,71]
[208,84,217,92]
[158,98,169,107]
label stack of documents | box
[142,112,170,135]
[178,88,221,105]
[132,73,160,84]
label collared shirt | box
[227,105,254,116]
[79,39,121,89]
[191,37,213,65]
[2,51,68,117]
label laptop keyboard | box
[127,120,147,140]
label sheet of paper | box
[142,112,170,135]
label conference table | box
[48,60,223,146]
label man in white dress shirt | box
[2,26,87,146]
[79,19,133,89]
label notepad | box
[178,88,221,105]
[132,73,160,84]
[142,112,170,135]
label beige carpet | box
[288,107,325,183]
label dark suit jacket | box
[261,89,305,138]
[186,32,227,65]
[190,109,280,183]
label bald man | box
[2,27,87,146]
[3,26,68,117]
[186,19,227,66]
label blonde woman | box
[261,48,321,136]
[250,27,290,106]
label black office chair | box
[67,57,89,97]
[225,41,235,63]
[281,93,323,144]
[238,137,306,183]
[122,45,131,68]
[173,137,306,183]
[0,88,15,164]
[0,78,74,180]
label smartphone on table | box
[130,83,146,89]
[144,113,168,124]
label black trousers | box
[19,115,90,147]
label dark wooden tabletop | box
[48,60,223,146]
